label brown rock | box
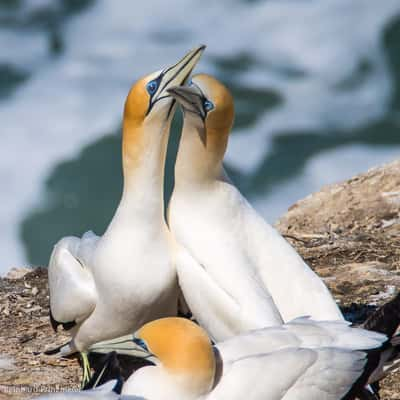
[276,159,400,399]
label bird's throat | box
[120,118,170,218]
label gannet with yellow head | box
[123,318,215,399]
[92,317,387,400]
[165,74,343,341]
[47,46,205,383]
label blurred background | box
[1,0,400,273]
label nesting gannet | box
[90,317,387,400]
[164,74,343,341]
[47,46,205,380]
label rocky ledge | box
[1,160,400,399]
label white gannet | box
[165,74,343,342]
[90,317,387,400]
[47,46,205,380]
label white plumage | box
[47,47,205,355]
[93,318,386,400]
[207,319,385,399]
[49,233,98,328]
[208,348,365,400]
[167,74,343,343]
[217,317,385,363]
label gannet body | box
[93,317,386,400]
[166,74,342,341]
[47,47,205,356]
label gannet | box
[165,74,343,342]
[47,46,205,381]
[90,317,387,400]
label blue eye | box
[203,99,214,112]
[133,337,149,352]
[188,79,193,86]
[146,80,158,95]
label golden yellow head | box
[124,47,205,124]
[123,75,153,124]
[136,317,216,394]
[122,46,205,173]
[167,73,234,143]
[167,74,234,182]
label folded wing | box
[217,318,386,364]
[48,232,98,326]
[209,346,369,400]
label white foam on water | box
[252,144,400,223]
[225,0,400,172]
[0,0,399,272]
[0,29,48,69]
[0,0,62,70]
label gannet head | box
[167,74,234,180]
[168,73,234,141]
[133,317,216,397]
[122,46,205,171]
[125,46,205,123]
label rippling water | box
[1,0,400,272]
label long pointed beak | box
[88,335,157,364]
[167,85,206,120]
[151,45,205,110]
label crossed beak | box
[167,85,206,121]
[148,45,205,114]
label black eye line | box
[146,72,164,116]
[133,337,149,352]
[146,46,204,117]
[189,81,214,118]
[200,96,213,118]
[191,81,205,98]
[167,99,176,119]
[157,46,204,96]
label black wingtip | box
[341,347,383,400]
[49,310,77,332]
[62,320,77,331]
[357,386,381,400]
[112,377,124,395]
[49,310,60,333]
